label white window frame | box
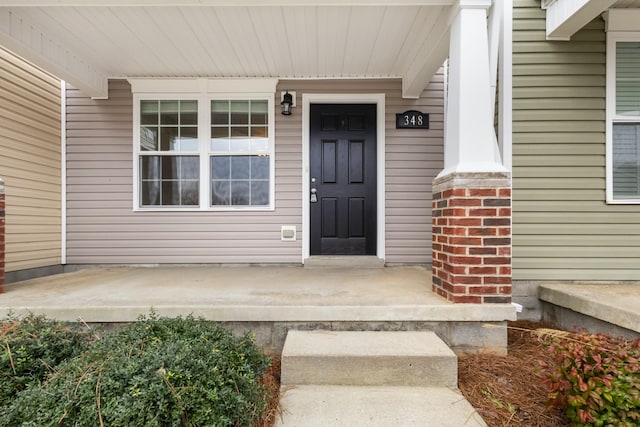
[606,28,640,204]
[130,79,277,212]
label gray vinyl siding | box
[66,78,442,264]
[0,47,61,272]
[513,0,640,280]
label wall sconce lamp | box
[281,91,293,115]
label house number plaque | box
[396,110,429,129]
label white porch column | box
[432,0,512,305]
[440,0,507,177]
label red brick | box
[469,188,496,197]
[452,295,482,304]
[443,227,466,236]
[449,198,482,207]
[469,208,496,217]
[443,188,466,198]
[498,227,511,236]
[469,266,497,275]
[469,286,498,295]
[499,208,511,216]
[437,252,448,261]
[468,227,497,237]
[436,217,448,226]
[498,247,512,256]
[432,243,442,252]
[483,218,510,227]
[499,267,512,275]
[499,188,511,197]
[484,238,511,246]
[484,257,511,265]
[451,275,483,285]
[469,247,496,255]
[433,227,442,234]
[483,276,512,285]
[437,235,448,244]
[498,286,512,294]
[432,259,442,268]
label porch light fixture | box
[281,91,293,115]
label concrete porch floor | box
[0,265,516,353]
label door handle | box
[310,188,318,203]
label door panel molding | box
[302,93,386,263]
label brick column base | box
[0,179,4,293]
[432,172,511,303]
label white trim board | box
[301,93,386,263]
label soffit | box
[0,2,456,98]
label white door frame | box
[301,93,386,263]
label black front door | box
[309,104,377,255]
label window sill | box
[133,206,275,212]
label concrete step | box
[281,330,457,388]
[276,385,487,427]
[304,255,384,268]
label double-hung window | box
[607,34,640,203]
[132,79,276,211]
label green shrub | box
[540,330,640,426]
[1,314,271,427]
[0,314,94,406]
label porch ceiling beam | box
[0,0,455,6]
[401,5,452,99]
[0,9,109,98]
[543,0,616,41]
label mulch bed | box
[458,321,568,426]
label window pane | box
[160,127,179,151]
[211,156,230,179]
[210,155,269,207]
[181,100,198,125]
[613,123,640,199]
[141,101,158,125]
[231,126,249,138]
[142,181,161,205]
[231,156,250,179]
[251,126,268,138]
[231,100,249,125]
[160,100,179,125]
[231,181,250,205]
[211,127,229,139]
[140,127,158,151]
[251,181,269,205]
[616,42,640,116]
[212,100,229,125]
[180,156,200,179]
[251,100,268,125]
[162,181,180,205]
[211,181,230,205]
[251,156,269,179]
[181,180,199,205]
[140,155,199,207]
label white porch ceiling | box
[0,1,458,98]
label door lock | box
[310,188,318,203]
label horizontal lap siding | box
[66,78,442,264]
[0,47,61,272]
[66,79,301,264]
[513,0,640,280]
